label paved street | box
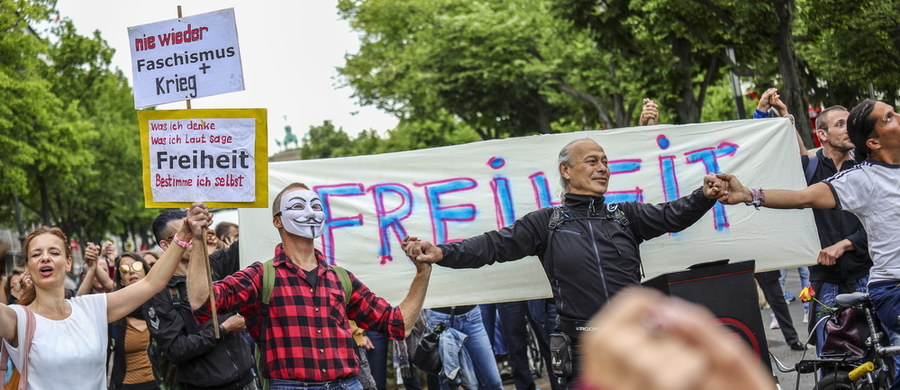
[766,269,817,390]
[496,269,819,390]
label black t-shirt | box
[209,241,241,281]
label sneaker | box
[769,316,780,330]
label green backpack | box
[255,260,352,390]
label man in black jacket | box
[144,210,257,390]
[402,137,722,381]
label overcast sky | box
[55,0,398,155]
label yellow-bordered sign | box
[138,108,267,208]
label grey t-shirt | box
[825,160,900,284]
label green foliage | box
[797,0,900,105]
[0,0,153,243]
[300,120,353,159]
[338,0,615,139]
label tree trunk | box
[531,90,553,134]
[37,175,51,226]
[612,93,627,128]
[773,0,813,147]
[670,36,701,124]
[555,81,614,129]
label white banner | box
[239,119,820,307]
[128,8,243,108]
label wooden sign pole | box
[177,4,214,338]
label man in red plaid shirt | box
[188,182,432,390]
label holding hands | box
[84,242,100,267]
[401,236,441,271]
[756,88,780,113]
[186,203,212,240]
[639,98,659,126]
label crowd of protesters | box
[0,94,897,390]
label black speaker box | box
[642,259,770,370]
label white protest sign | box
[239,119,820,307]
[128,8,243,108]
[138,109,267,208]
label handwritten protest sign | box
[239,118,819,307]
[128,8,243,108]
[138,109,267,208]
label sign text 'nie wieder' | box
[128,8,243,108]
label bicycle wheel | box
[525,322,544,378]
[814,371,855,390]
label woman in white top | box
[0,203,210,390]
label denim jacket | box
[439,327,477,389]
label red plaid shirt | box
[194,244,405,381]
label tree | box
[300,120,353,159]
[338,0,621,139]
[0,2,154,246]
[797,0,900,106]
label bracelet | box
[173,235,192,249]
[744,187,765,209]
[218,324,226,339]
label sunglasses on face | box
[119,261,144,274]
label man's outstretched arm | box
[714,174,837,209]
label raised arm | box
[93,259,115,292]
[187,226,211,311]
[714,174,837,209]
[396,261,432,336]
[76,242,100,296]
[106,203,210,322]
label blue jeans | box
[868,281,900,390]
[812,276,868,357]
[427,307,503,390]
[269,377,362,390]
[780,267,811,311]
[364,330,421,390]
[478,304,506,355]
[498,299,562,390]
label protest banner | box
[138,109,267,208]
[239,118,819,307]
[128,8,243,108]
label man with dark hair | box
[187,182,433,389]
[716,99,900,389]
[402,138,723,383]
[215,221,239,246]
[143,209,257,390]
[803,105,872,355]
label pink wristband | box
[173,236,192,249]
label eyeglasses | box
[119,261,145,274]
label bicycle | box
[525,321,545,378]
[772,291,900,389]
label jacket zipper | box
[587,199,611,302]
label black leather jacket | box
[437,188,715,338]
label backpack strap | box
[544,206,569,283]
[804,153,820,185]
[332,265,352,306]
[257,259,276,390]
[1,306,37,390]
